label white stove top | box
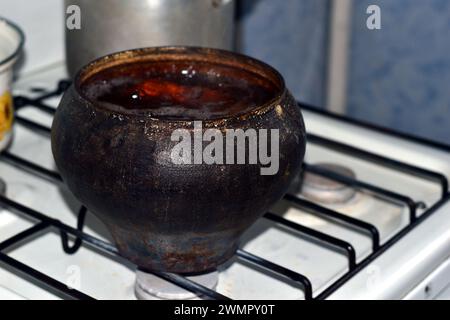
[1,63,450,300]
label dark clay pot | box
[51,47,306,274]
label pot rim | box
[73,46,287,123]
[0,17,25,69]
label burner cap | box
[135,269,219,300]
[301,163,356,204]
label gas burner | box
[301,163,356,205]
[135,269,219,300]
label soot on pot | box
[80,61,279,120]
[53,47,306,273]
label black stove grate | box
[0,80,449,300]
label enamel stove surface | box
[1,64,450,300]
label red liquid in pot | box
[81,61,279,120]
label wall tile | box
[347,0,450,144]
[237,0,329,106]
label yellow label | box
[0,91,14,141]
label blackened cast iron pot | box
[51,47,306,274]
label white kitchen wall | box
[0,0,64,75]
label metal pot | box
[51,46,306,273]
[65,0,236,77]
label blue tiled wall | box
[237,0,329,106]
[238,0,450,144]
[347,0,450,143]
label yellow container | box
[0,17,24,151]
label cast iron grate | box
[0,80,449,300]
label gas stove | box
[1,63,450,300]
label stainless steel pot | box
[65,0,236,77]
